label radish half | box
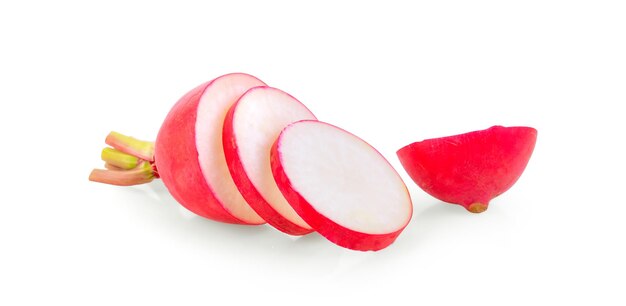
[271,121,413,251]
[223,87,317,235]
[154,73,266,224]
[397,125,537,213]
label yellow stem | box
[101,147,139,170]
[105,131,154,161]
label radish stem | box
[104,163,125,171]
[90,132,158,186]
[106,131,155,161]
[89,162,155,186]
[101,147,139,170]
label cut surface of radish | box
[223,87,317,235]
[156,73,266,224]
[193,73,266,224]
[271,121,412,251]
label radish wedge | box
[271,121,413,251]
[223,87,317,235]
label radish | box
[271,121,413,251]
[88,71,538,251]
[90,73,266,225]
[223,87,317,235]
[396,125,537,213]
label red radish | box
[271,121,413,251]
[397,125,537,213]
[90,73,267,225]
[223,87,317,235]
[88,71,540,251]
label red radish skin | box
[223,87,317,235]
[397,125,537,213]
[154,82,236,222]
[271,121,413,251]
[154,73,267,224]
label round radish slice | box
[223,87,317,235]
[271,121,413,251]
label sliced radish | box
[271,121,413,251]
[223,87,317,235]
[155,73,266,224]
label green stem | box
[101,147,139,170]
[105,131,155,162]
[89,131,158,187]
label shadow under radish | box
[118,180,344,260]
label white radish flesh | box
[271,120,413,251]
[195,73,266,224]
[223,87,317,235]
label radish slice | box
[194,73,266,224]
[271,121,413,251]
[223,87,317,235]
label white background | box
[1,0,625,305]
